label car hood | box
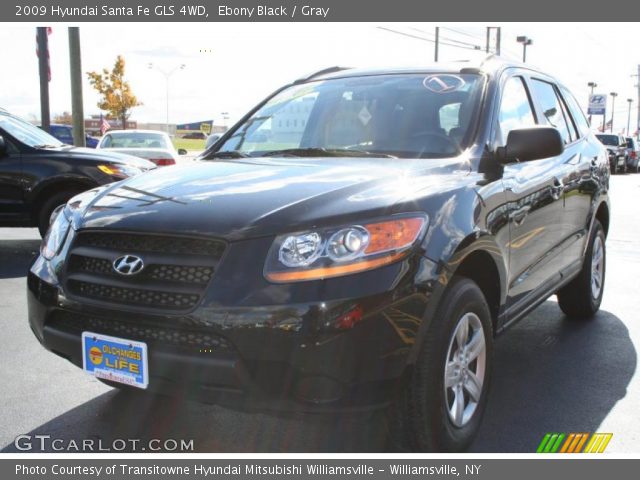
[50,146,156,169]
[73,157,469,239]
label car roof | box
[104,129,169,135]
[300,55,540,83]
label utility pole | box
[627,98,633,135]
[486,27,501,55]
[434,27,439,62]
[68,27,85,147]
[637,65,640,138]
[148,63,186,134]
[610,92,618,133]
[36,27,50,132]
[516,36,533,63]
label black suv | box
[596,133,628,174]
[27,58,610,452]
[0,109,155,236]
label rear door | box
[557,85,603,259]
[498,74,568,309]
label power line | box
[376,26,482,52]
[409,27,483,49]
[440,26,485,41]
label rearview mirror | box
[500,126,564,163]
[177,148,187,155]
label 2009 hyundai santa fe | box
[28,57,610,451]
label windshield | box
[596,134,619,146]
[101,132,170,149]
[0,114,64,148]
[216,73,485,159]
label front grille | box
[74,232,225,257]
[49,311,231,350]
[64,231,225,312]
[68,256,214,285]
[67,279,200,309]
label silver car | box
[97,130,184,167]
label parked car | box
[625,136,640,172]
[182,131,206,140]
[595,133,627,174]
[28,58,610,452]
[97,130,185,166]
[204,133,222,150]
[0,110,155,236]
[39,123,99,148]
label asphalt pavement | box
[0,174,638,453]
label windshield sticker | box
[423,75,466,93]
[358,106,372,125]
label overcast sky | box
[1,22,639,132]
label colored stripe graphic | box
[537,433,613,453]
[537,433,565,453]
[583,433,613,453]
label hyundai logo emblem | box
[112,255,145,276]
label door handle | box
[550,177,564,200]
[512,206,530,227]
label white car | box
[97,130,185,166]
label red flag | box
[100,116,111,135]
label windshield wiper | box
[258,148,397,159]
[208,150,251,159]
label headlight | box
[97,164,143,179]
[264,215,428,283]
[41,205,71,260]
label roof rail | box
[293,66,350,84]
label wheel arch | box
[408,231,508,365]
[28,176,97,221]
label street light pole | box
[627,98,633,135]
[610,92,618,133]
[516,35,532,63]
[148,63,186,134]
[587,81,597,125]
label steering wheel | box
[408,131,461,157]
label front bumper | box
[28,252,440,413]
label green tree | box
[87,55,141,129]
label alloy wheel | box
[443,312,486,428]
[591,235,604,300]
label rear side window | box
[498,76,536,142]
[560,86,591,137]
[530,79,574,144]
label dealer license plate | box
[82,332,148,389]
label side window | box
[439,102,461,134]
[529,79,574,144]
[100,135,112,148]
[498,76,536,143]
[560,86,591,137]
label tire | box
[387,277,493,452]
[37,190,83,237]
[557,220,606,318]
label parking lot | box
[0,174,638,453]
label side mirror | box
[0,135,6,157]
[500,126,564,163]
[177,148,187,155]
